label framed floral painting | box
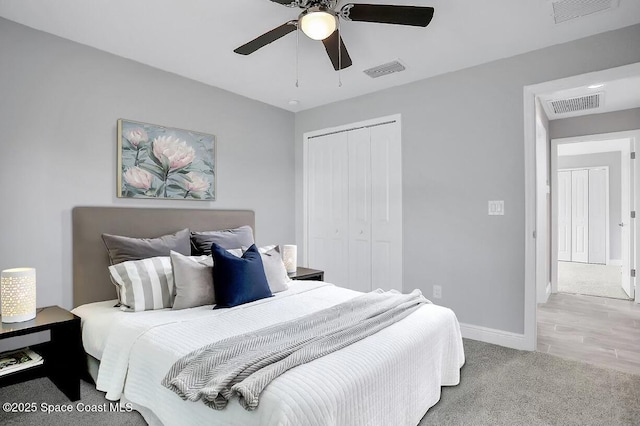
[117,119,215,200]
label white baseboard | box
[459,322,530,351]
[608,259,622,266]
[545,282,551,300]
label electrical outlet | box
[433,285,442,299]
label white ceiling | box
[1,0,639,112]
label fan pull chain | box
[295,23,300,88]
[337,18,342,88]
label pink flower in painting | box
[152,136,195,171]
[185,172,209,192]
[124,167,153,190]
[125,128,148,147]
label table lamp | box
[282,245,297,274]
[1,267,36,323]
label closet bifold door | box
[370,123,402,292]
[308,132,349,287]
[558,170,572,262]
[571,169,589,263]
[348,128,373,293]
[588,168,607,265]
[306,117,403,293]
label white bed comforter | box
[91,281,464,426]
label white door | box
[621,145,633,298]
[305,116,403,293]
[370,123,403,292]
[588,168,607,265]
[571,169,589,263]
[348,128,373,293]
[558,171,572,262]
[307,132,349,286]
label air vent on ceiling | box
[363,60,406,79]
[551,0,619,24]
[548,93,602,114]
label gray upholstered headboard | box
[72,207,255,308]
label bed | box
[71,206,464,426]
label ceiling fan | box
[234,0,435,71]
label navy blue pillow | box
[211,243,272,308]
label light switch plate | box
[488,200,504,216]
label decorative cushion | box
[211,243,272,308]
[102,228,191,265]
[108,256,174,312]
[227,245,290,293]
[190,226,254,255]
[170,251,215,310]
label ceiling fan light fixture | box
[299,6,337,41]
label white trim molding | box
[459,323,529,351]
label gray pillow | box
[102,228,191,265]
[227,245,290,293]
[190,225,254,255]
[170,251,215,310]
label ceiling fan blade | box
[234,21,297,55]
[268,0,297,5]
[341,4,434,27]
[322,30,353,71]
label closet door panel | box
[370,123,402,291]
[571,169,589,263]
[588,168,607,265]
[558,171,572,262]
[348,128,372,292]
[308,133,349,286]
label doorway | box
[551,136,634,301]
[523,62,640,352]
[540,132,638,374]
[554,140,631,301]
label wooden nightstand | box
[289,267,324,281]
[0,306,82,401]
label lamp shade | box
[300,7,337,40]
[282,245,298,274]
[1,268,36,323]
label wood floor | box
[537,292,640,375]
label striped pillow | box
[108,256,174,312]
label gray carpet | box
[1,339,639,426]
[558,261,628,300]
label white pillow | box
[227,245,290,293]
[108,256,174,312]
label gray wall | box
[550,108,640,139]
[0,18,295,313]
[295,24,640,334]
[557,152,622,261]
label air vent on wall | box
[551,0,619,24]
[363,60,406,79]
[548,93,602,114]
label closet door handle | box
[619,222,624,227]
